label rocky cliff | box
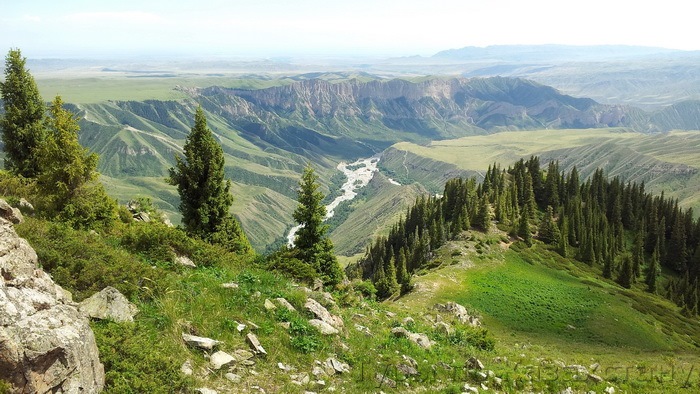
[0,206,104,393]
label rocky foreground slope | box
[0,202,104,393]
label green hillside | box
[383,129,700,214]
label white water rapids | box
[287,155,400,246]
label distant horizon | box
[2,0,698,60]
[17,43,695,63]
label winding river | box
[287,155,399,246]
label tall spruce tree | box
[169,107,250,251]
[1,48,46,178]
[617,253,634,289]
[36,96,116,227]
[646,242,661,293]
[293,164,343,285]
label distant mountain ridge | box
[431,44,681,62]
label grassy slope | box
[394,230,700,393]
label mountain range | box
[70,76,700,252]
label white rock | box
[196,388,217,394]
[79,286,138,323]
[246,333,267,355]
[210,351,236,370]
[182,333,221,350]
[175,254,196,268]
[275,297,297,312]
[305,298,344,329]
[225,373,242,383]
[264,298,276,310]
[181,359,193,376]
[309,319,339,335]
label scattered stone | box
[0,199,23,223]
[279,321,291,330]
[249,369,259,376]
[252,291,261,298]
[133,211,151,223]
[320,292,336,306]
[554,360,566,368]
[433,302,481,326]
[566,324,576,330]
[403,317,415,325]
[352,313,366,320]
[233,349,255,361]
[385,311,396,318]
[241,359,256,366]
[264,298,277,310]
[221,282,239,289]
[246,333,267,355]
[312,366,326,377]
[588,373,604,383]
[476,371,488,380]
[566,365,588,375]
[247,321,260,330]
[354,324,372,336]
[225,373,242,383]
[210,351,236,370]
[375,373,397,388]
[590,362,601,372]
[182,333,221,350]
[196,389,217,394]
[79,286,139,323]
[493,376,503,387]
[275,297,297,312]
[402,355,418,368]
[313,379,326,389]
[462,383,478,393]
[434,321,454,335]
[290,373,310,386]
[467,357,485,370]
[312,278,324,291]
[181,359,193,376]
[325,357,350,374]
[604,386,615,394]
[396,363,418,376]
[19,198,34,213]
[175,254,196,268]
[234,321,247,332]
[305,298,343,329]
[278,362,294,372]
[309,319,339,335]
[390,327,432,349]
[481,383,489,391]
[559,388,574,394]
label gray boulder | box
[0,218,104,393]
[0,199,23,224]
[79,286,139,323]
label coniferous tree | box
[537,205,560,244]
[474,193,491,231]
[169,107,250,252]
[36,96,116,227]
[518,210,532,247]
[1,48,46,178]
[617,253,634,289]
[646,242,661,293]
[557,216,569,257]
[292,163,343,285]
[396,247,412,293]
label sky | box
[1,0,698,59]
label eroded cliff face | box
[0,209,104,393]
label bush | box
[265,250,319,284]
[16,218,174,302]
[93,320,192,393]
[353,280,377,300]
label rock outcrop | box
[0,211,104,393]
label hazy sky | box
[1,0,697,58]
